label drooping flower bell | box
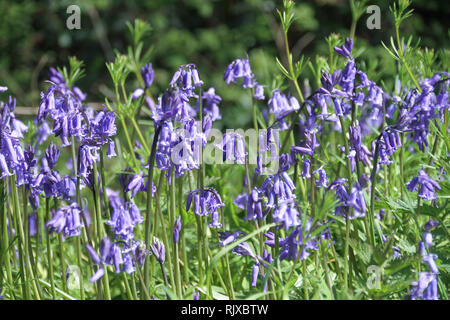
[173,216,182,244]
[334,38,353,59]
[202,87,222,121]
[141,63,155,88]
[170,64,203,97]
[186,188,225,227]
[406,168,441,201]
[46,202,84,238]
[224,57,255,88]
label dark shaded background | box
[0,0,448,128]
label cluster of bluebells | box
[106,189,144,241]
[0,28,447,300]
[215,38,447,291]
[147,64,216,179]
[46,202,84,238]
[224,56,265,100]
[186,188,224,228]
[0,88,29,182]
[38,68,117,181]
[86,237,147,282]
[408,219,440,300]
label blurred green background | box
[0,0,448,129]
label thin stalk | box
[1,179,14,298]
[321,241,334,299]
[155,185,176,290]
[92,161,111,300]
[119,116,139,168]
[170,169,182,298]
[283,31,305,103]
[143,123,162,295]
[58,234,67,292]
[130,116,150,154]
[99,151,111,220]
[45,198,56,299]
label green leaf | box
[275,57,292,79]
[384,254,421,276]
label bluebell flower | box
[300,159,311,179]
[186,188,225,227]
[126,174,146,199]
[253,84,265,100]
[173,216,182,244]
[314,166,329,188]
[329,179,367,219]
[45,143,60,170]
[406,168,441,201]
[218,231,243,247]
[224,57,255,88]
[424,219,439,232]
[78,144,100,178]
[170,64,203,97]
[251,264,260,287]
[291,130,320,157]
[409,272,438,300]
[272,200,301,231]
[107,139,117,158]
[264,170,296,203]
[132,88,144,100]
[217,132,247,164]
[234,188,265,221]
[141,63,155,88]
[268,89,300,129]
[151,236,165,264]
[334,38,353,59]
[202,87,222,121]
[86,237,111,282]
[265,222,317,262]
[46,202,83,238]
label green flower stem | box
[395,26,422,93]
[74,236,85,300]
[99,151,111,220]
[154,182,176,290]
[369,136,381,246]
[283,31,305,103]
[131,274,138,300]
[309,154,316,218]
[170,169,182,298]
[22,185,43,299]
[122,273,134,299]
[329,233,343,284]
[10,177,28,298]
[177,178,190,287]
[92,161,111,300]
[143,123,162,296]
[337,116,356,292]
[58,233,67,292]
[130,116,150,154]
[251,88,258,132]
[321,241,334,298]
[119,116,139,168]
[71,137,89,300]
[45,198,56,299]
[12,176,41,299]
[194,214,204,288]
[1,179,14,298]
